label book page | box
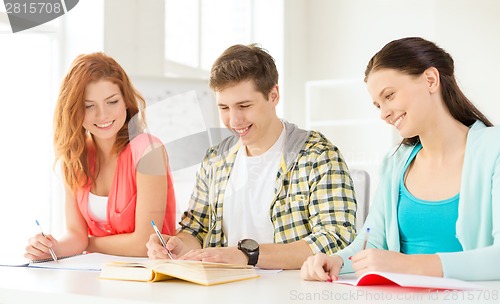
[152,260,259,285]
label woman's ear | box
[424,67,440,93]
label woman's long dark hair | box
[365,37,493,146]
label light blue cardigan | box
[337,121,500,281]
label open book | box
[335,271,483,290]
[99,259,259,286]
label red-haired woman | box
[25,53,176,259]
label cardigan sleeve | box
[438,246,500,281]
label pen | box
[151,220,173,260]
[362,227,370,250]
[35,220,58,263]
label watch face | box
[241,239,259,251]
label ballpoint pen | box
[362,227,371,250]
[35,220,58,263]
[151,220,173,260]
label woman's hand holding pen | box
[350,249,412,276]
[351,249,444,277]
[24,233,59,261]
[301,253,344,282]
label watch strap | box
[246,250,259,266]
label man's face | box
[216,79,279,155]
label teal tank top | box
[398,144,463,254]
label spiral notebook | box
[0,253,149,271]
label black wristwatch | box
[237,239,259,266]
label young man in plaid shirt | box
[147,44,357,269]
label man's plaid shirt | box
[179,122,357,255]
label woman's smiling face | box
[83,79,127,145]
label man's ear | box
[268,85,280,104]
[424,67,440,93]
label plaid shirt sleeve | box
[177,148,214,246]
[302,140,357,255]
[272,132,357,255]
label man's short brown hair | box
[209,44,278,97]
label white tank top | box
[88,192,108,224]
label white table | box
[0,267,499,304]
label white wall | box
[104,0,164,77]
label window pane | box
[200,0,252,70]
[165,0,200,68]
[0,34,55,258]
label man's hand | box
[180,247,248,265]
